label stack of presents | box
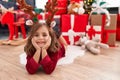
[37,0,119,47]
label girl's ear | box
[50,20,56,28]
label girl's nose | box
[38,35,43,39]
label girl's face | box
[32,26,51,47]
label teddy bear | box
[67,1,85,15]
[75,35,109,55]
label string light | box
[83,0,95,14]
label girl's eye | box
[43,34,47,37]
[34,34,39,37]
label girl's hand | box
[32,38,41,50]
[42,37,51,50]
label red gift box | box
[56,8,67,15]
[57,0,68,7]
[48,0,68,15]
[56,0,68,15]
[61,14,88,44]
[117,14,120,28]
[116,28,120,41]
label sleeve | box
[26,55,40,74]
[40,45,65,74]
[40,55,57,74]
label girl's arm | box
[32,38,42,63]
[40,45,65,74]
[26,53,41,74]
[58,35,68,49]
[26,38,42,74]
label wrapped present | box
[117,14,120,28]
[48,0,68,15]
[87,14,106,41]
[116,28,120,41]
[57,0,68,7]
[91,14,117,46]
[61,14,88,45]
[86,25,103,41]
[56,0,68,15]
[56,7,67,15]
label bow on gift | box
[90,0,110,26]
[86,25,103,41]
[87,26,96,40]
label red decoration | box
[48,0,68,15]
[87,26,96,39]
[116,28,120,41]
[1,12,14,40]
[61,14,88,44]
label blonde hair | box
[24,23,61,55]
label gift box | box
[86,14,106,41]
[48,0,68,15]
[117,14,120,28]
[61,14,88,45]
[56,0,68,15]
[91,14,117,46]
[86,25,104,41]
[116,28,120,41]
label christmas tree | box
[83,0,95,14]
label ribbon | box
[102,30,116,43]
[87,26,95,39]
[68,14,76,45]
[91,1,110,26]
[87,25,102,40]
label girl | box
[24,23,65,74]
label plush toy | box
[75,35,109,55]
[67,1,85,15]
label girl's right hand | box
[32,38,41,50]
[42,36,51,50]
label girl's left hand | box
[32,38,41,50]
[43,37,51,50]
